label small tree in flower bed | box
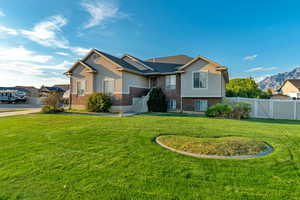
[41,92,64,113]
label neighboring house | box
[39,86,66,97]
[278,79,300,99]
[270,94,291,100]
[53,84,70,92]
[16,86,39,97]
[64,49,229,112]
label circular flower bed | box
[156,135,273,159]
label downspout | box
[69,75,72,110]
[180,74,183,113]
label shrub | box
[229,101,251,120]
[41,92,64,113]
[205,100,251,120]
[205,103,233,118]
[147,88,167,112]
[87,93,112,112]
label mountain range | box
[258,67,300,91]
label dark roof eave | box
[119,68,185,76]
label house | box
[278,79,300,100]
[270,94,291,100]
[15,86,39,97]
[52,84,70,92]
[64,49,229,113]
[39,86,66,97]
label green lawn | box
[0,113,300,199]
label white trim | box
[121,54,154,71]
[165,75,176,90]
[192,70,208,90]
[102,78,115,95]
[76,80,86,96]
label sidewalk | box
[0,108,41,117]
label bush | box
[227,101,251,120]
[41,92,64,113]
[205,100,251,120]
[205,103,233,118]
[87,93,112,112]
[147,88,167,112]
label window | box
[167,99,176,110]
[193,71,207,89]
[77,81,86,96]
[195,100,208,112]
[165,75,176,89]
[104,79,114,95]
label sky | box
[1,0,300,87]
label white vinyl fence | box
[226,97,300,120]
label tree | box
[41,92,64,113]
[147,88,167,112]
[226,78,270,99]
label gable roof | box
[64,49,227,77]
[40,86,65,93]
[64,60,96,75]
[279,79,300,91]
[146,55,193,65]
[52,84,70,91]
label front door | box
[150,77,157,88]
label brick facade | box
[71,87,148,107]
[155,74,181,110]
[182,97,222,111]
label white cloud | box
[0,26,18,35]
[81,0,125,29]
[246,67,277,72]
[0,70,68,88]
[244,54,258,61]
[0,46,52,63]
[70,47,91,56]
[56,52,70,56]
[0,60,72,75]
[21,15,69,49]
[0,10,5,17]
[0,60,72,87]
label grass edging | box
[155,135,274,159]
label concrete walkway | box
[0,108,41,117]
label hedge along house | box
[64,49,229,113]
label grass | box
[0,114,300,199]
[0,109,25,113]
[157,135,268,156]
